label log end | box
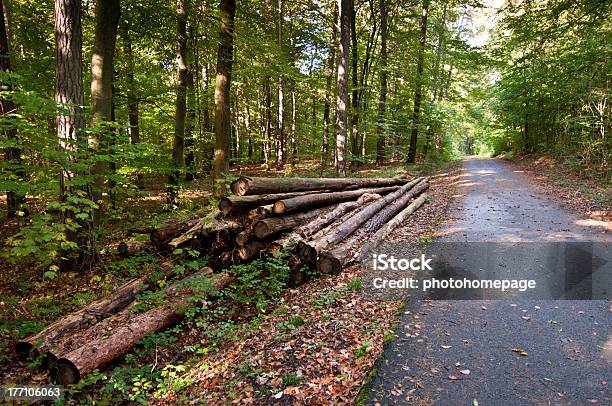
[297,241,317,264]
[230,177,250,196]
[15,341,34,361]
[253,221,270,239]
[218,198,233,215]
[117,242,128,257]
[316,253,343,275]
[272,201,286,214]
[52,358,80,385]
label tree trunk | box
[167,0,188,204]
[231,174,408,196]
[51,271,234,385]
[55,0,96,271]
[291,90,297,165]
[254,204,338,239]
[299,178,421,261]
[335,0,350,175]
[406,0,430,164]
[322,4,338,167]
[316,180,428,274]
[298,192,382,238]
[375,0,387,166]
[236,239,271,261]
[218,190,324,215]
[117,239,149,257]
[349,0,359,158]
[90,0,120,203]
[211,0,236,192]
[168,216,240,249]
[275,0,285,170]
[272,185,399,214]
[121,21,144,189]
[0,0,24,218]
[16,260,175,361]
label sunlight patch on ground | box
[574,219,611,232]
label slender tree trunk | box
[406,0,430,164]
[211,0,236,192]
[246,95,253,159]
[90,0,120,205]
[168,0,188,204]
[0,0,24,218]
[322,4,338,167]
[185,70,196,180]
[291,90,297,165]
[375,0,387,166]
[350,0,359,159]
[335,0,350,175]
[275,0,285,170]
[121,22,144,189]
[263,77,271,166]
[55,0,96,270]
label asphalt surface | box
[366,158,611,405]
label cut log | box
[51,271,234,385]
[230,175,408,196]
[298,193,382,238]
[316,181,429,274]
[117,240,149,258]
[150,218,200,250]
[218,190,323,214]
[15,260,176,361]
[247,204,274,220]
[235,229,254,246]
[236,239,271,261]
[168,217,241,249]
[272,185,400,214]
[298,178,422,262]
[358,193,428,261]
[253,204,338,239]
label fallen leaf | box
[511,348,528,356]
[481,305,487,310]
[522,315,531,321]
[448,374,459,380]
[473,400,479,406]
[460,369,471,375]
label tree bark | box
[272,185,399,214]
[316,180,428,274]
[55,0,96,271]
[90,0,120,203]
[254,204,338,239]
[167,0,188,204]
[375,0,387,166]
[349,0,359,158]
[299,178,421,261]
[358,193,428,261]
[51,271,234,385]
[335,0,350,175]
[16,260,176,361]
[0,0,24,218]
[218,190,324,214]
[322,3,338,167]
[275,0,285,170]
[211,0,236,192]
[231,174,408,196]
[298,192,382,238]
[121,21,144,189]
[117,240,149,257]
[407,0,430,164]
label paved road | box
[367,158,611,405]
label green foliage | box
[226,250,291,313]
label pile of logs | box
[15,174,430,385]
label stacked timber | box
[18,174,430,385]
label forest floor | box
[365,157,610,405]
[0,159,460,403]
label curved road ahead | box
[367,158,611,405]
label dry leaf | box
[448,374,459,380]
[460,369,471,375]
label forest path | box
[366,157,611,405]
